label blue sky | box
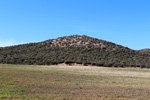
[0,0,150,50]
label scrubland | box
[0,64,150,100]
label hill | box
[0,35,150,68]
[138,49,150,54]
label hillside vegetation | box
[138,49,150,54]
[0,35,150,68]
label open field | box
[1,64,150,100]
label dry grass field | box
[0,64,150,100]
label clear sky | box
[0,0,150,50]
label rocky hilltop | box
[41,35,124,49]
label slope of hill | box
[138,49,150,54]
[0,35,150,68]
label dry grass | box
[0,64,150,100]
